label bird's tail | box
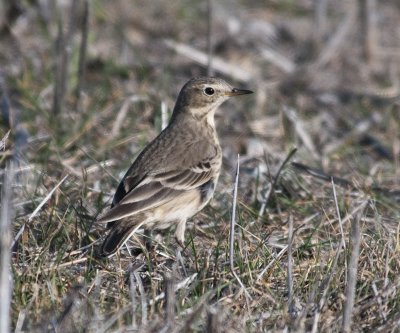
[99,221,143,258]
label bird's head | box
[171,77,253,121]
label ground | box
[1,0,400,332]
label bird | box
[97,77,253,257]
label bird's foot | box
[175,247,187,276]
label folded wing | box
[97,157,216,224]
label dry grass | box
[1,0,400,332]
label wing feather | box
[98,139,220,224]
[97,184,179,223]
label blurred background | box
[1,0,400,332]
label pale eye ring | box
[204,87,215,96]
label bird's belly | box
[198,178,217,208]
[144,189,202,229]
[143,179,217,230]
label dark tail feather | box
[100,223,137,258]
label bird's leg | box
[174,219,187,250]
[175,219,187,276]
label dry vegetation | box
[1,0,400,332]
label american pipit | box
[97,77,253,257]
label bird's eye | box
[204,87,215,96]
